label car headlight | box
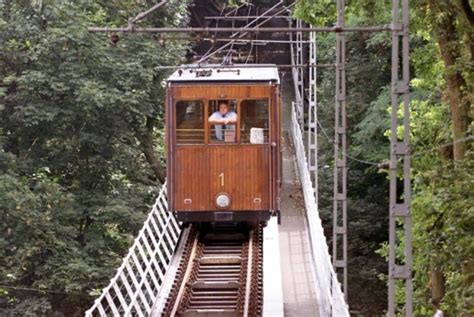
[216,193,231,208]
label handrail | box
[291,106,349,316]
[85,182,181,317]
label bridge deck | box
[278,79,320,316]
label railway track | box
[162,225,263,317]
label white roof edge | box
[167,64,280,84]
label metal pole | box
[333,0,348,302]
[289,19,305,127]
[308,28,318,199]
[389,0,412,315]
[296,20,305,127]
[204,15,292,20]
[87,25,394,33]
[128,0,167,25]
[153,64,334,70]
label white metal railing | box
[291,106,349,316]
[85,182,181,317]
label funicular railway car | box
[166,64,281,223]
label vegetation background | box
[294,0,473,314]
[1,0,472,315]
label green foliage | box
[294,0,335,26]
[412,155,474,315]
[296,0,473,314]
[0,0,188,314]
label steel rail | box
[163,227,262,316]
[243,230,254,317]
[88,25,394,33]
[169,232,200,316]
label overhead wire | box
[243,4,256,63]
[316,117,473,167]
[245,39,255,63]
[0,284,93,297]
[199,2,227,62]
[197,1,291,64]
[223,4,243,64]
[315,118,380,167]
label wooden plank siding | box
[170,84,271,100]
[166,83,280,215]
[173,145,270,212]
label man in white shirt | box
[208,101,237,141]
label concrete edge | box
[263,217,284,317]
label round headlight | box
[216,193,231,208]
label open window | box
[240,99,269,144]
[208,100,238,143]
[176,100,204,144]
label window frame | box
[239,98,270,145]
[174,97,271,146]
[174,99,206,146]
[207,99,240,145]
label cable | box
[316,118,473,166]
[315,118,380,166]
[197,1,291,64]
[245,38,254,63]
[0,284,93,297]
[412,135,473,158]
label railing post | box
[389,0,412,315]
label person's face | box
[219,103,229,115]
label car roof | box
[167,64,280,84]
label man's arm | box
[208,113,225,125]
[224,112,237,124]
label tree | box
[0,0,187,314]
[294,0,473,314]
[422,0,473,161]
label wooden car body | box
[166,65,281,222]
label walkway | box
[278,75,320,316]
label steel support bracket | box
[393,142,409,155]
[390,204,410,217]
[395,80,409,94]
[390,22,403,32]
[390,265,411,279]
[336,159,346,168]
[394,25,409,36]
[336,93,346,101]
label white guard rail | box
[85,182,181,317]
[291,107,350,316]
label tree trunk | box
[425,0,473,307]
[429,265,445,308]
[434,9,471,160]
[141,116,166,184]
